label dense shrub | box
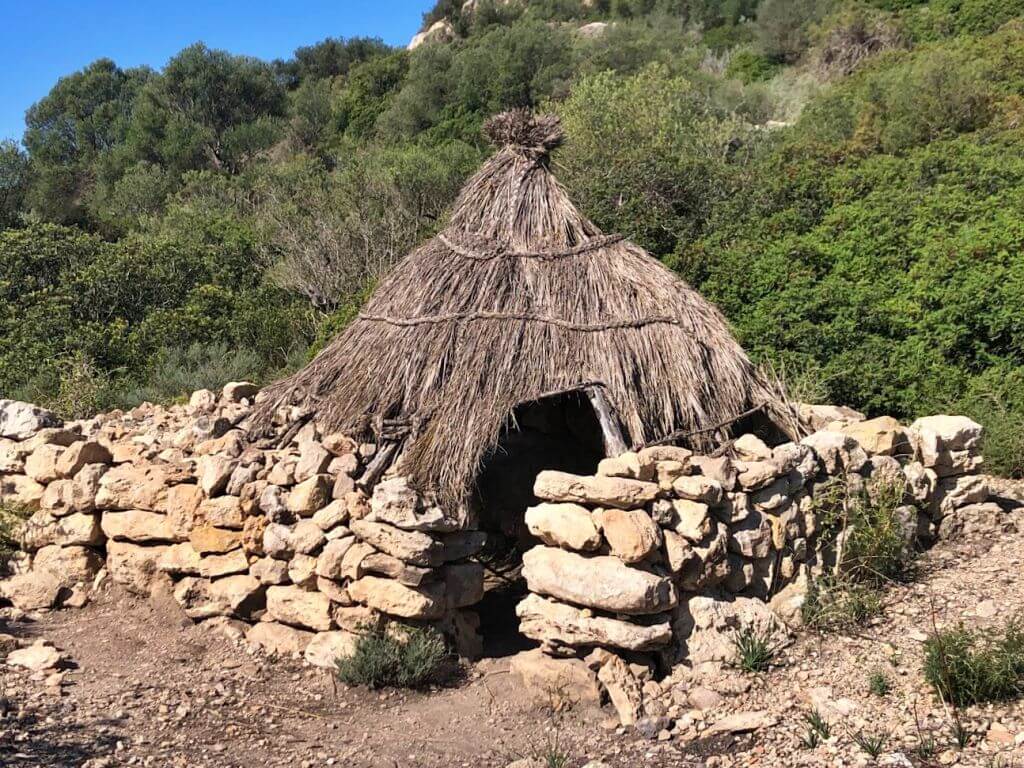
[335,627,451,689]
[924,620,1024,705]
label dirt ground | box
[4,480,1024,768]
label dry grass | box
[256,110,798,505]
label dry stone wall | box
[509,408,994,724]
[0,390,485,666]
[0,393,995,704]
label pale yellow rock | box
[524,503,602,551]
[266,585,333,631]
[349,519,442,566]
[246,622,313,655]
[106,540,171,595]
[189,525,242,554]
[508,648,601,708]
[534,471,659,510]
[32,544,103,584]
[25,444,65,484]
[198,548,249,578]
[287,474,331,517]
[166,484,204,538]
[597,452,655,481]
[157,542,203,575]
[521,546,676,615]
[672,475,724,503]
[21,510,103,550]
[101,509,178,543]
[198,496,244,529]
[733,434,772,461]
[315,537,356,580]
[516,593,671,651]
[55,441,112,478]
[672,499,711,542]
[595,652,643,726]
[840,415,909,456]
[592,509,661,563]
[348,575,445,619]
[304,630,358,669]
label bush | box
[0,504,30,572]
[924,620,1024,706]
[802,575,884,629]
[868,667,892,696]
[726,49,782,82]
[835,480,911,585]
[118,342,264,407]
[335,626,450,689]
[802,478,913,630]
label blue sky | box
[0,0,434,143]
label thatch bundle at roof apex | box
[255,109,798,505]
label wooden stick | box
[356,441,399,492]
[585,386,628,457]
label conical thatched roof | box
[257,110,796,505]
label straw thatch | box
[256,110,796,506]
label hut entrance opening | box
[472,389,606,656]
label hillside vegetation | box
[1,0,1023,475]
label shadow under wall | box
[471,390,606,657]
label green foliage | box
[726,48,783,81]
[116,342,264,407]
[852,729,888,757]
[731,624,778,672]
[556,64,750,260]
[805,708,832,740]
[0,140,30,228]
[802,575,884,629]
[755,0,836,62]
[4,0,1024,448]
[0,504,31,572]
[868,667,892,695]
[924,620,1024,706]
[335,626,450,689]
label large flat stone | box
[516,593,671,651]
[266,585,333,631]
[534,471,659,510]
[349,519,442,567]
[348,575,445,619]
[521,546,676,615]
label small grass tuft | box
[914,731,938,760]
[923,620,1024,706]
[852,729,887,758]
[952,719,971,749]
[732,624,777,673]
[802,576,884,630]
[335,625,450,689]
[805,708,831,741]
[868,667,892,696]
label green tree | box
[0,140,30,228]
[127,43,287,174]
[22,59,151,224]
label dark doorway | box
[472,389,607,656]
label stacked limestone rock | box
[0,390,996,693]
[511,407,994,726]
[0,390,487,666]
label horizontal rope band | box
[358,310,683,332]
[437,232,625,261]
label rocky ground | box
[2,478,1024,768]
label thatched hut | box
[257,110,798,522]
